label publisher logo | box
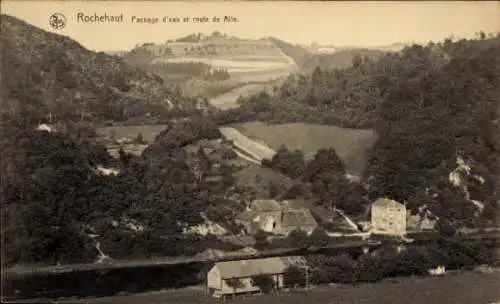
[49,13,66,30]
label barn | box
[206,257,287,298]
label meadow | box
[57,270,500,304]
[232,122,378,176]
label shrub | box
[287,229,309,248]
[307,227,330,247]
[284,266,307,288]
[251,274,275,293]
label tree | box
[254,229,270,248]
[308,227,330,247]
[351,54,363,68]
[303,148,345,182]
[303,148,349,209]
[251,274,275,293]
[263,145,306,179]
[225,277,244,298]
[284,266,306,288]
[134,132,146,144]
[269,182,279,198]
[287,229,309,248]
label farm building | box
[235,199,318,236]
[206,257,287,298]
[371,198,407,235]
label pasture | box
[232,122,378,175]
[56,270,500,304]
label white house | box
[371,198,407,235]
[206,257,287,298]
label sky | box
[2,1,499,52]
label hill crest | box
[0,14,192,124]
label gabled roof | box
[235,210,258,222]
[250,199,282,212]
[282,209,317,227]
[214,257,287,279]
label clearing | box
[232,122,377,175]
[210,83,276,110]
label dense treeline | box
[210,54,386,128]
[306,238,497,285]
[0,15,196,125]
[364,37,500,227]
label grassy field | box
[52,270,499,304]
[233,163,295,198]
[232,122,377,175]
[210,84,270,109]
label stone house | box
[206,257,287,298]
[370,198,406,235]
[235,200,318,236]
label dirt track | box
[219,127,276,162]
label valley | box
[1,9,499,304]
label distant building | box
[206,257,287,298]
[370,198,406,235]
[235,199,318,236]
[36,123,54,133]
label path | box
[219,127,277,163]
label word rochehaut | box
[75,13,237,24]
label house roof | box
[282,209,317,227]
[215,257,287,279]
[235,210,257,222]
[372,198,405,208]
[250,199,282,212]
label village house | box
[235,199,318,236]
[206,257,287,299]
[370,198,407,235]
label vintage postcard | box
[1,1,499,303]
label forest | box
[1,116,237,267]
[0,15,198,125]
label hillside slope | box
[268,37,388,73]
[267,37,312,67]
[0,14,192,124]
[233,122,376,176]
[299,49,388,73]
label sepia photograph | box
[0,1,499,303]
